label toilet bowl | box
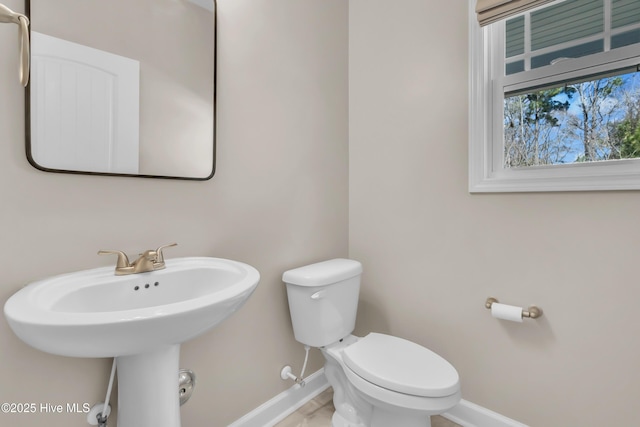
[283,259,461,427]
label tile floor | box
[275,388,461,427]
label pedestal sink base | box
[116,345,181,427]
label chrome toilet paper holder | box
[485,297,543,319]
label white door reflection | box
[30,32,140,174]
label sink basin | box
[4,257,259,357]
[4,256,260,427]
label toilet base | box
[331,406,432,427]
[332,411,366,427]
[369,407,431,427]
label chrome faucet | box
[98,243,177,275]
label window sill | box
[469,158,640,192]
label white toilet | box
[283,259,461,427]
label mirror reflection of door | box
[27,0,216,180]
[31,32,140,174]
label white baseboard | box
[443,399,529,427]
[227,368,330,427]
[228,370,528,427]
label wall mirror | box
[26,0,216,180]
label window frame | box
[468,0,640,192]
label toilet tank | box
[283,259,362,348]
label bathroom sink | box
[4,257,260,357]
[4,256,259,427]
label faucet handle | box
[155,243,177,263]
[98,250,131,268]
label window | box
[469,0,640,192]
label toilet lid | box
[343,333,459,398]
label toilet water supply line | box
[0,2,30,86]
[281,345,310,387]
[97,359,116,426]
[299,345,310,385]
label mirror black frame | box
[24,0,217,181]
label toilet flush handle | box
[310,290,327,300]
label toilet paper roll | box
[491,302,523,322]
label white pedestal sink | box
[4,257,260,427]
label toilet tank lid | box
[282,259,362,287]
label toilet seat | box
[342,333,459,398]
[342,361,461,414]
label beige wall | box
[0,0,347,425]
[349,1,640,426]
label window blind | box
[476,0,555,26]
